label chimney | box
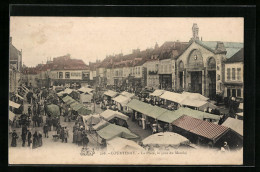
[201,37,203,41]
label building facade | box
[9,37,22,93]
[224,48,244,98]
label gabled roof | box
[225,48,244,63]
[173,115,230,142]
[222,117,243,136]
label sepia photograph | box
[9,17,244,165]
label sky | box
[10,17,244,67]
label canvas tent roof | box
[150,89,166,97]
[180,98,208,108]
[222,117,243,136]
[127,99,154,116]
[112,95,131,106]
[157,110,184,123]
[176,107,220,120]
[62,96,73,103]
[181,92,209,101]
[78,87,94,94]
[103,90,118,98]
[107,137,145,151]
[147,106,168,119]
[70,102,84,111]
[120,91,135,98]
[77,106,91,115]
[159,91,185,104]
[92,119,110,131]
[9,100,21,109]
[9,111,16,121]
[173,115,229,142]
[100,109,129,121]
[80,93,92,103]
[97,124,138,140]
[63,88,73,94]
[142,132,190,146]
[82,114,101,126]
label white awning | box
[150,89,165,97]
[181,91,209,101]
[120,91,135,98]
[63,88,73,94]
[112,95,131,106]
[159,91,186,104]
[180,98,207,108]
[107,137,145,151]
[9,111,16,121]
[103,90,118,98]
[78,87,94,94]
[9,100,21,109]
[222,117,243,136]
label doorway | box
[208,70,216,99]
[190,71,202,94]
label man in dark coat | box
[27,129,32,147]
[11,130,18,147]
[43,123,49,138]
[60,127,65,142]
[21,131,27,147]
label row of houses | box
[20,24,244,100]
[9,37,23,94]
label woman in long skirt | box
[38,131,42,147]
[32,131,38,149]
[11,130,18,147]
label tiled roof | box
[52,57,88,70]
[9,44,21,61]
[173,115,230,141]
[196,40,243,58]
[225,48,243,63]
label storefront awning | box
[9,100,21,109]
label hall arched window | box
[187,49,204,69]
[179,61,184,71]
[208,57,216,70]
